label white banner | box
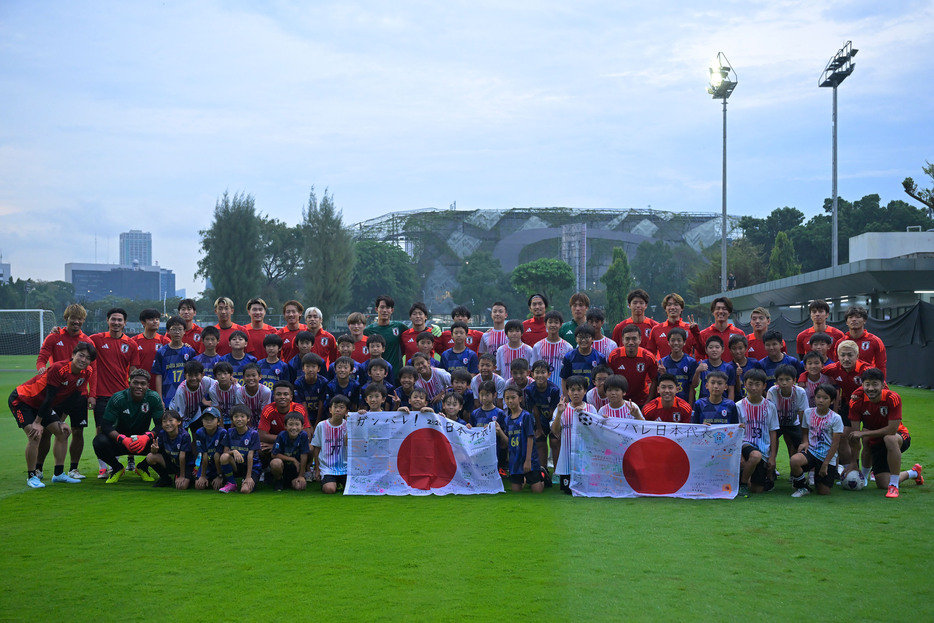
[345,411,504,496]
[570,413,741,499]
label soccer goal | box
[0,309,56,356]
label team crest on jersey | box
[194,334,201,342]
[141,403,150,413]
[184,354,190,361]
[636,363,645,372]
[880,406,888,416]
[77,379,84,386]
[321,338,328,346]
[392,328,399,336]
[120,343,129,353]
[861,342,869,350]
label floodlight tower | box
[708,52,737,293]
[819,41,857,268]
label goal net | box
[0,309,56,356]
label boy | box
[440,393,468,426]
[798,351,832,407]
[277,300,306,363]
[789,384,843,497]
[506,358,533,397]
[440,321,480,374]
[470,353,506,406]
[526,359,562,471]
[361,359,397,411]
[168,360,213,434]
[222,330,258,383]
[836,305,886,374]
[692,336,736,401]
[326,356,362,411]
[194,406,227,490]
[346,311,370,364]
[585,365,611,410]
[258,334,290,389]
[269,412,310,491]
[244,297,277,360]
[550,375,598,493]
[237,364,272,428]
[729,334,763,400]
[177,298,203,354]
[208,361,242,427]
[132,308,167,392]
[194,326,223,378]
[287,331,316,382]
[807,332,834,365]
[606,325,656,405]
[736,369,779,497]
[398,387,433,414]
[152,316,197,407]
[496,320,534,377]
[598,375,644,419]
[330,334,364,381]
[471,380,505,428]
[211,297,245,357]
[415,331,438,365]
[146,410,194,489]
[530,310,573,388]
[294,353,329,426]
[496,386,544,492]
[559,292,590,348]
[219,404,261,493]
[642,373,693,423]
[795,299,845,359]
[560,324,606,393]
[363,334,396,385]
[766,364,808,464]
[587,308,618,358]
[759,330,802,389]
[479,301,509,355]
[658,327,698,404]
[443,369,475,416]
[411,353,451,405]
[691,371,740,425]
[312,394,349,494]
[394,366,419,410]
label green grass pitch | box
[0,355,932,621]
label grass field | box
[1,354,932,621]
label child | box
[692,336,736,401]
[790,384,844,497]
[435,305,484,355]
[330,334,363,382]
[560,324,606,393]
[399,387,433,414]
[597,375,644,419]
[411,352,451,404]
[219,404,262,493]
[767,364,808,466]
[587,308,618,358]
[238,364,272,428]
[798,351,832,407]
[530,310,573,388]
[506,358,533,398]
[312,394,349,493]
[194,407,227,491]
[440,321,480,374]
[585,365,611,410]
[415,331,438,365]
[659,327,698,404]
[346,312,370,364]
[691,371,740,425]
[152,316,198,407]
[326,356,361,411]
[145,410,194,489]
[208,361,241,427]
[550,375,598,494]
[287,331,315,382]
[807,332,834,365]
[394,366,418,410]
[470,353,506,406]
[478,301,509,355]
[360,371,394,412]
[440,393,468,426]
[471,380,505,428]
[736,369,779,497]
[759,330,802,389]
[194,326,223,378]
[496,320,534,377]
[363,334,395,385]
[641,374,693,423]
[294,353,329,426]
[269,412,311,491]
[223,330,258,383]
[496,386,544,492]
[443,369,475,416]
[526,359,562,471]
[168,360,214,434]
[729,334,763,400]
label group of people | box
[9,288,922,498]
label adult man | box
[92,369,163,483]
[641,373,693,423]
[745,307,786,361]
[277,300,306,362]
[364,295,408,371]
[401,302,434,362]
[522,293,548,347]
[212,297,245,356]
[434,306,484,355]
[257,381,310,460]
[699,296,745,363]
[795,299,845,359]
[559,292,590,348]
[244,297,277,360]
[646,293,701,358]
[177,298,203,353]
[834,305,886,375]
[606,325,658,407]
[132,308,167,392]
[304,306,338,369]
[11,342,96,487]
[611,289,658,347]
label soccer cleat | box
[51,472,81,484]
[791,488,810,498]
[274,480,284,492]
[219,482,237,494]
[738,484,750,498]
[35,470,43,480]
[67,469,86,480]
[105,468,125,484]
[885,485,899,498]
[27,475,45,489]
[135,468,154,483]
[152,477,173,488]
[913,464,924,485]
[98,467,111,479]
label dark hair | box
[527,293,548,308]
[106,307,128,321]
[296,331,315,344]
[728,333,748,348]
[604,375,628,392]
[656,373,678,386]
[409,388,428,400]
[479,353,496,364]
[627,289,649,304]
[272,380,295,394]
[802,351,824,364]
[139,308,160,322]
[569,292,591,307]
[301,353,325,368]
[710,296,733,313]
[229,330,248,343]
[621,324,640,337]
[230,404,251,419]
[504,319,524,334]
[200,326,220,340]
[845,305,868,320]
[162,409,182,422]
[334,356,356,369]
[763,330,783,344]
[72,341,97,362]
[478,380,497,396]
[574,324,595,339]
[442,392,465,407]
[398,365,418,380]
[450,369,472,384]
[451,305,471,320]
[742,368,767,384]
[585,308,605,323]
[416,331,434,343]
[367,333,386,347]
[705,335,724,348]
[510,358,529,372]
[565,375,588,391]
[165,315,185,331]
[592,364,611,377]
[263,333,283,348]
[177,298,197,311]
[450,321,469,334]
[544,310,563,324]
[530,360,551,374]
[669,327,688,341]
[503,385,523,399]
[212,361,233,375]
[375,294,395,310]
[491,301,508,312]
[808,332,833,345]
[330,394,351,408]
[808,299,830,314]
[363,383,388,398]
[706,370,729,384]
[774,364,798,381]
[815,383,837,401]
[368,358,390,373]
[183,360,204,376]
[409,301,429,317]
[337,334,355,345]
[284,411,304,425]
[862,367,885,383]
[242,362,262,376]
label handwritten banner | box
[345,412,504,496]
[570,413,741,499]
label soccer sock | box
[150,463,170,480]
[35,462,44,472]
[907,469,919,480]
[54,465,64,476]
[221,463,235,483]
[792,475,808,489]
[889,475,899,487]
[70,462,79,471]
[28,470,37,478]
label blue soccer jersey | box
[470,406,505,428]
[223,353,258,383]
[225,426,262,473]
[327,360,365,383]
[152,344,197,406]
[560,349,607,388]
[195,426,228,477]
[194,353,223,378]
[697,360,737,399]
[394,387,414,410]
[156,428,195,473]
[272,430,310,461]
[294,374,329,424]
[361,359,396,386]
[326,378,361,410]
[525,381,562,429]
[733,358,765,399]
[439,348,480,375]
[759,354,803,389]
[691,397,740,425]
[660,353,698,401]
[504,410,539,475]
[258,359,291,389]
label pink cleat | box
[219,482,237,494]
[913,464,924,485]
[885,484,899,499]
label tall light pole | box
[820,41,857,268]
[708,52,737,293]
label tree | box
[903,161,934,217]
[302,187,355,320]
[738,207,805,262]
[510,258,575,305]
[631,240,678,299]
[348,240,419,315]
[259,216,303,306]
[453,251,517,320]
[196,191,264,311]
[688,238,766,300]
[600,247,635,326]
[768,231,801,280]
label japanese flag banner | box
[345,411,504,496]
[570,412,742,499]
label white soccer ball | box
[842,470,864,491]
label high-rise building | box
[119,230,152,266]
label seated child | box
[145,410,194,490]
[194,407,227,491]
[219,405,262,494]
[269,411,311,491]
[597,375,644,419]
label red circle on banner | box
[622,436,690,494]
[397,428,457,490]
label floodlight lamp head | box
[707,52,736,100]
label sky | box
[1,0,932,296]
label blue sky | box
[1,1,931,296]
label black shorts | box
[801,451,836,488]
[93,396,112,429]
[559,475,572,494]
[321,474,347,487]
[281,462,300,483]
[870,434,911,476]
[9,391,61,429]
[161,452,194,478]
[778,424,802,450]
[742,445,771,486]
[509,469,543,485]
[233,462,261,481]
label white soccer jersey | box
[801,373,832,408]
[209,381,243,425]
[586,387,609,411]
[597,402,635,419]
[496,343,533,377]
[766,385,808,427]
[803,408,844,464]
[470,373,507,399]
[415,368,452,401]
[311,419,347,475]
[169,377,214,429]
[479,329,508,355]
[592,336,618,359]
[737,397,780,456]
[551,402,598,476]
[530,338,573,387]
[237,384,272,427]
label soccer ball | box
[841,470,864,491]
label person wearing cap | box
[194,407,228,490]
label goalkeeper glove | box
[117,434,134,451]
[430,324,442,337]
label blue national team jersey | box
[660,353,698,401]
[394,387,414,410]
[194,353,223,378]
[691,397,740,425]
[470,406,505,427]
[294,374,329,423]
[195,426,228,477]
[432,388,474,420]
[697,361,737,399]
[326,378,361,410]
[258,359,291,389]
[327,360,364,383]
[361,380,397,410]
[156,428,195,472]
[362,359,396,386]
[272,430,310,460]
[223,353,258,383]
[758,354,804,389]
[560,349,607,387]
[226,426,262,473]
[440,348,479,374]
[152,344,197,405]
[525,381,562,428]
[733,358,765,399]
[504,410,539,475]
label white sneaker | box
[97,468,111,479]
[67,468,86,480]
[791,488,810,498]
[52,472,81,484]
[27,475,45,488]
